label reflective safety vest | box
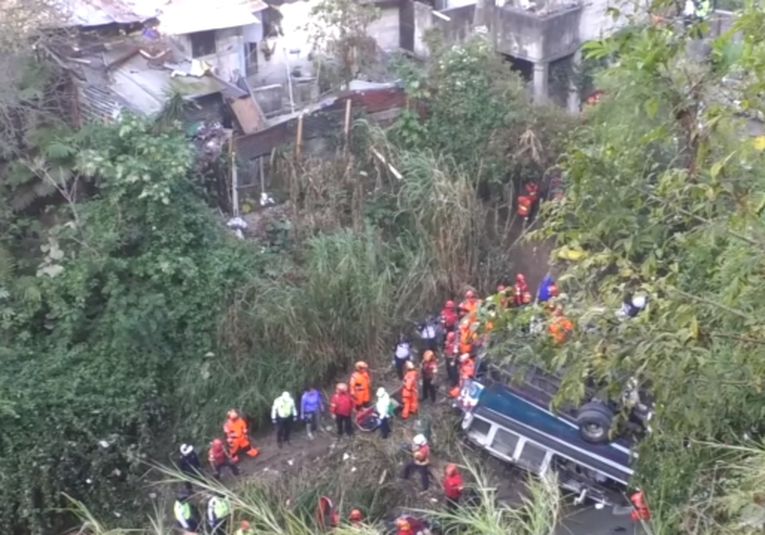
[174,500,191,523]
[209,497,230,521]
[272,396,296,419]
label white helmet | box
[377,387,387,397]
[413,434,427,446]
[632,295,647,309]
[180,444,193,455]
[282,391,291,398]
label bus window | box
[491,428,520,458]
[516,440,549,473]
[467,417,491,439]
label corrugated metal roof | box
[158,1,260,34]
[63,0,161,27]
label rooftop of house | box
[61,0,268,29]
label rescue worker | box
[496,285,509,308]
[208,437,240,479]
[630,488,651,522]
[223,410,259,462]
[440,300,458,333]
[177,443,202,494]
[420,350,437,403]
[443,463,464,511]
[235,520,254,535]
[330,383,354,437]
[207,493,231,535]
[536,274,558,304]
[444,331,459,387]
[513,273,532,307]
[271,391,298,447]
[394,333,412,381]
[525,182,539,203]
[395,517,430,535]
[517,193,533,224]
[403,434,430,491]
[458,316,476,356]
[300,384,324,440]
[548,305,574,345]
[375,387,392,439]
[173,491,199,533]
[450,354,475,398]
[401,361,419,420]
[620,293,647,319]
[458,290,479,317]
[349,509,363,526]
[349,361,371,410]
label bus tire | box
[577,401,614,444]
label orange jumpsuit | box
[458,318,476,355]
[549,315,574,344]
[223,416,259,461]
[458,297,478,317]
[401,368,419,419]
[450,358,475,398]
[349,370,371,408]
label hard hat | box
[377,387,387,397]
[460,353,471,362]
[445,463,458,475]
[413,434,427,446]
[396,518,411,530]
[227,409,238,420]
[355,361,368,370]
[465,290,475,299]
[212,438,223,448]
[180,443,193,456]
[632,295,647,309]
[497,285,506,292]
[446,331,455,340]
[349,509,362,521]
[240,520,251,529]
[405,361,415,370]
[423,350,434,361]
[337,382,348,392]
[445,300,455,308]
[516,273,526,282]
[282,391,290,398]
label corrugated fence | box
[235,87,408,161]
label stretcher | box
[354,387,401,432]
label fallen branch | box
[371,147,403,180]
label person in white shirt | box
[393,333,411,380]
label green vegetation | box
[7,3,765,534]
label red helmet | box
[445,300,455,308]
[240,520,251,529]
[515,274,526,283]
[465,290,475,299]
[497,285,506,292]
[446,331,456,340]
[212,438,223,448]
[445,463,458,475]
[349,509,362,521]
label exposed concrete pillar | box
[532,61,549,104]
[567,49,582,114]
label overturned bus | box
[456,359,650,509]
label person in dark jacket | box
[177,443,203,494]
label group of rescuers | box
[173,274,570,534]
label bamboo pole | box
[371,147,403,180]
[343,98,352,152]
[296,113,304,160]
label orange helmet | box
[337,382,348,392]
[445,300,455,308]
[349,509,362,521]
[355,361,368,370]
[396,518,411,530]
[446,331,455,340]
[465,290,475,299]
[227,409,238,420]
[423,350,434,361]
[240,520,251,529]
[212,438,223,448]
[445,463,458,475]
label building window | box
[190,30,217,58]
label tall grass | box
[67,456,564,535]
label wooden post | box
[296,113,304,160]
[231,139,239,217]
[343,98,352,152]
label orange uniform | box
[223,411,259,462]
[458,290,479,317]
[348,369,372,408]
[549,307,573,344]
[513,274,532,306]
[458,317,477,355]
[517,195,532,219]
[450,355,475,398]
[630,490,650,521]
[401,365,418,419]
